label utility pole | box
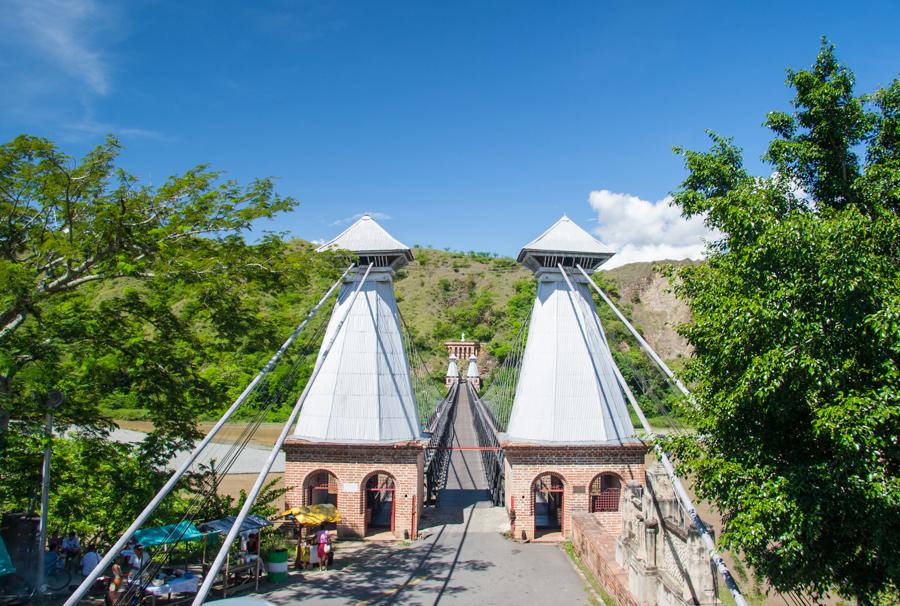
[36,390,63,594]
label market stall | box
[198,516,271,596]
[130,521,208,606]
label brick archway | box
[361,470,397,536]
[532,472,567,537]
[303,469,339,508]
[589,472,623,513]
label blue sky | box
[2,1,899,266]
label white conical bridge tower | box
[445,355,460,388]
[285,215,425,541]
[466,355,481,391]
[506,216,636,444]
[292,214,422,443]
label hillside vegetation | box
[91,243,692,423]
[395,246,693,373]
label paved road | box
[259,385,592,605]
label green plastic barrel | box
[266,549,289,582]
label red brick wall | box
[283,440,424,540]
[571,513,640,606]
[503,443,646,541]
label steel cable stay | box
[576,264,691,398]
[479,312,530,431]
[567,273,689,437]
[191,262,374,606]
[111,310,332,606]
[556,266,748,606]
[112,284,333,606]
[64,263,356,606]
[562,266,688,436]
[397,309,445,427]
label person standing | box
[314,527,331,571]
[307,537,319,570]
[48,531,62,552]
[105,556,127,606]
[80,545,101,578]
[62,531,81,568]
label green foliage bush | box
[667,41,899,603]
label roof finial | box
[461,332,465,341]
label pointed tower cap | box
[466,354,480,378]
[446,355,460,377]
[517,215,613,273]
[317,214,413,269]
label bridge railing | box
[467,382,505,506]
[423,381,459,503]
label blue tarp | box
[0,537,15,577]
[134,521,206,547]
[198,515,271,536]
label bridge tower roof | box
[316,214,413,271]
[516,215,614,274]
[294,218,422,444]
[506,217,635,445]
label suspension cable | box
[576,264,690,398]
[192,262,374,606]
[64,263,354,606]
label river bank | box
[109,421,287,498]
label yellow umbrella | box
[293,504,342,526]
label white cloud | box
[9,0,112,95]
[588,189,719,269]
[331,212,392,226]
[0,1,161,141]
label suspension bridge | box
[60,214,750,606]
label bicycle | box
[0,552,72,603]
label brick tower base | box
[283,440,424,540]
[502,442,647,541]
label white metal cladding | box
[466,355,480,378]
[316,214,413,263]
[506,272,636,444]
[516,215,613,260]
[446,356,460,378]
[293,271,422,443]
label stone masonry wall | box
[283,441,424,540]
[503,443,646,541]
[617,464,721,606]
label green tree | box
[668,41,899,603]
[0,134,346,540]
[0,135,297,435]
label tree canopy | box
[668,41,899,603]
[0,134,346,542]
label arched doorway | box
[589,473,622,512]
[304,470,338,507]
[364,472,396,536]
[533,473,565,537]
[304,470,338,531]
